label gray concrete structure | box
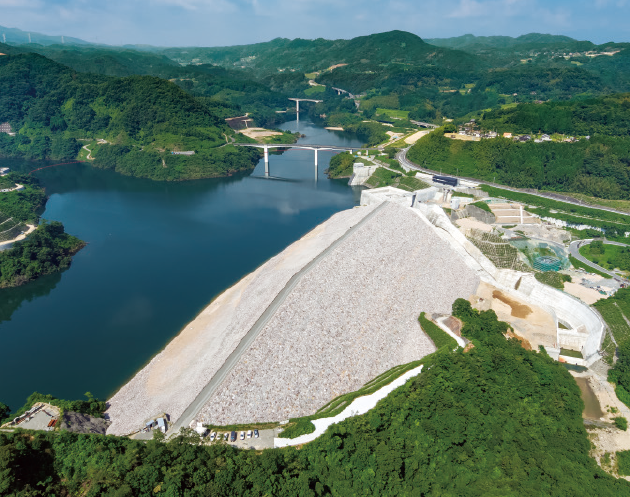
[234,143,355,180]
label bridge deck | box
[233,143,354,151]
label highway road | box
[568,239,629,281]
[397,147,630,218]
[167,203,385,437]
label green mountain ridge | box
[0,24,90,46]
[426,33,583,49]
[0,49,260,180]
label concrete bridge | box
[288,98,323,121]
[410,120,439,129]
[331,87,355,98]
[234,143,354,180]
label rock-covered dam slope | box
[106,204,378,435]
[106,201,481,435]
[198,202,481,425]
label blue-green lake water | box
[0,120,364,412]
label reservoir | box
[0,120,363,412]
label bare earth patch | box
[239,128,283,141]
[404,130,431,145]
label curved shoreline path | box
[569,239,629,281]
[167,203,386,437]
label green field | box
[579,242,629,275]
[397,175,431,192]
[365,167,402,188]
[305,85,325,96]
[376,108,409,119]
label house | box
[171,151,195,155]
[487,131,498,138]
[0,122,12,134]
[541,134,551,141]
[503,132,512,138]
[519,135,531,142]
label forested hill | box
[475,93,630,136]
[426,33,588,50]
[0,24,89,46]
[0,51,260,180]
[159,30,482,75]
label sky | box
[0,0,628,47]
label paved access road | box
[167,203,385,438]
[397,148,630,218]
[569,239,629,281]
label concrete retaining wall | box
[414,202,604,363]
[348,163,379,186]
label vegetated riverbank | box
[0,51,264,181]
[0,118,365,421]
[0,221,85,288]
[0,173,84,288]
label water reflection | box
[0,120,365,410]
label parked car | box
[230,431,237,442]
[240,431,245,440]
[247,430,252,439]
[210,432,216,441]
[254,429,259,438]
[223,433,229,441]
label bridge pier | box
[314,149,318,181]
[263,145,269,176]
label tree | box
[0,402,10,421]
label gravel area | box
[106,205,376,436]
[197,202,480,425]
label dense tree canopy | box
[408,131,630,199]
[0,220,84,288]
[1,299,627,495]
[0,52,261,180]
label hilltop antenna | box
[61,35,64,44]
[2,34,5,44]
[28,33,31,43]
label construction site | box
[105,178,608,438]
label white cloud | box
[448,0,528,18]
[150,0,237,11]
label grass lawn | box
[548,192,630,213]
[579,242,628,274]
[376,108,409,119]
[397,175,431,192]
[365,167,402,188]
[305,85,325,96]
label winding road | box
[569,239,629,281]
[167,203,385,437]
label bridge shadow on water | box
[248,175,302,183]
